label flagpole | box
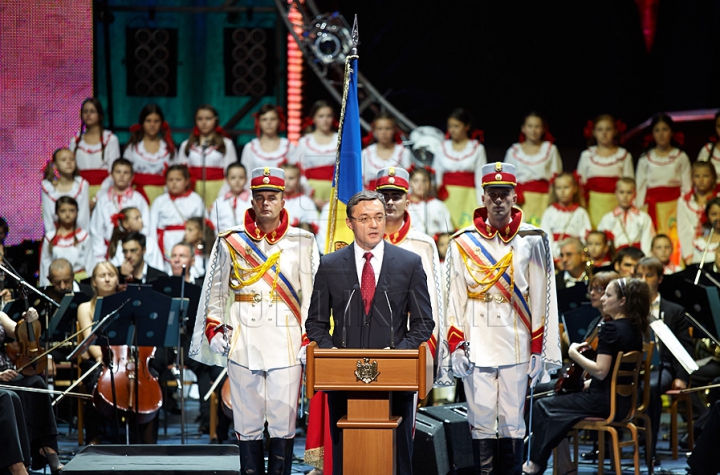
[325,15,359,254]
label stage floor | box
[42,398,693,474]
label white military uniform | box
[39,229,94,286]
[89,187,150,262]
[676,191,712,263]
[445,205,561,439]
[385,213,451,385]
[189,207,319,439]
[361,143,412,190]
[539,203,592,260]
[210,191,252,233]
[149,190,207,273]
[41,176,91,233]
[407,196,454,236]
[597,206,656,255]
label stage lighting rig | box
[304,12,353,65]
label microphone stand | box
[342,285,359,348]
[174,265,188,444]
[695,225,716,285]
[200,139,209,273]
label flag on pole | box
[324,48,362,253]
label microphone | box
[384,286,394,349]
[181,264,187,278]
[342,285,360,349]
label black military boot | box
[473,438,497,475]
[267,437,294,475]
[497,438,523,475]
[239,439,265,475]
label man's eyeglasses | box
[349,214,386,224]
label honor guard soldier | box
[445,162,561,474]
[189,166,319,475]
[374,166,451,385]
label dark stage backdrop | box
[309,0,720,164]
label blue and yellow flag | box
[324,54,362,254]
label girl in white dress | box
[123,104,177,205]
[183,217,216,279]
[294,100,338,209]
[107,206,163,270]
[361,113,411,190]
[503,111,562,227]
[586,230,613,269]
[69,98,121,202]
[149,165,207,273]
[635,113,692,235]
[209,163,251,233]
[677,161,717,264]
[433,108,486,229]
[540,172,592,262]
[697,111,720,190]
[576,114,634,228]
[241,104,295,173]
[41,148,90,233]
[179,104,238,208]
[690,197,720,264]
[407,167,453,236]
[39,197,93,286]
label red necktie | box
[361,252,375,314]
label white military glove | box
[23,307,39,323]
[527,354,543,388]
[209,333,229,355]
[297,345,307,365]
[451,348,472,379]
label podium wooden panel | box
[306,342,432,475]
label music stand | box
[660,274,720,339]
[2,299,27,322]
[557,283,590,314]
[49,293,90,341]
[151,277,200,337]
[91,285,183,348]
[561,304,601,344]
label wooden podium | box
[306,342,433,475]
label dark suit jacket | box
[659,297,693,383]
[306,242,434,350]
[116,264,167,285]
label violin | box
[554,315,609,394]
[5,289,47,376]
[93,345,163,424]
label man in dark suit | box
[634,257,693,463]
[116,231,167,285]
[306,190,435,475]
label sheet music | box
[650,319,699,374]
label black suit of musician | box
[306,191,434,475]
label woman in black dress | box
[523,277,649,474]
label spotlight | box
[304,12,353,65]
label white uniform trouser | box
[228,360,302,440]
[463,362,528,439]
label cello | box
[93,345,163,425]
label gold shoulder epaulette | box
[450,227,473,240]
[219,228,242,238]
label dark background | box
[307,0,720,165]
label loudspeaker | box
[223,27,277,97]
[126,28,178,97]
[419,403,474,471]
[413,413,450,475]
[61,444,239,474]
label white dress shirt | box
[353,239,384,285]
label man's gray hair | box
[559,237,584,252]
[346,190,386,218]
